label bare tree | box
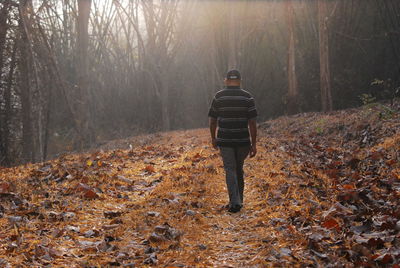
[3,39,17,165]
[0,1,12,164]
[286,0,299,114]
[318,0,333,112]
[18,0,35,162]
[76,0,94,148]
[0,1,12,77]
[141,0,180,131]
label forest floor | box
[0,101,400,267]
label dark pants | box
[219,146,250,207]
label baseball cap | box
[226,69,241,80]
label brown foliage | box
[0,104,399,266]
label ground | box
[0,102,399,267]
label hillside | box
[0,102,399,267]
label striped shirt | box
[208,86,258,147]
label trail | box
[128,129,304,267]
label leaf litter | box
[0,102,399,266]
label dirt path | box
[133,129,294,266]
[189,134,287,267]
[196,172,264,267]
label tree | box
[0,1,12,164]
[2,39,17,165]
[141,0,180,131]
[18,0,36,162]
[0,1,12,77]
[285,0,299,115]
[318,0,333,112]
[75,0,94,148]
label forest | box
[0,0,400,267]
[0,0,399,166]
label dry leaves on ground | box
[0,102,399,267]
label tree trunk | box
[18,1,35,163]
[76,0,94,149]
[0,0,11,76]
[318,0,333,112]
[42,70,52,162]
[286,0,299,115]
[0,1,9,164]
[160,70,170,131]
[3,39,17,166]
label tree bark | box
[318,0,333,112]
[18,0,35,163]
[0,2,10,164]
[76,0,94,149]
[286,0,299,115]
[3,39,17,166]
[0,2,10,74]
[160,68,170,131]
[0,1,11,77]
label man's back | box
[208,86,257,147]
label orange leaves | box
[386,159,397,166]
[342,184,356,190]
[187,151,208,164]
[75,183,98,199]
[327,160,343,169]
[144,165,156,174]
[75,183,90,192]
[0,181,12,194]
[87,159,104,167]
[205,164,216,173]
[144,145,155,151]
[370,151,384,161]
[322,218,340,231]
[393,169,400,179]
[377,254,394,265]
[83,189,98,199]
[191,152,202,162]
[325,169,340,180]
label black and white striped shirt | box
[208,86,258,147]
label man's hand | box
[209,117,218,149]
[248,119,257,158]
[211,138,218,149]
[249,144,257,158]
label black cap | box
[226,69,241,80]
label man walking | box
[208,70,258,213]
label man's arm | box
[249,119,257,157]
[209,117,218,149]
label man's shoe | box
[228,205,241,213]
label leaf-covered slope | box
[0,102,399,267]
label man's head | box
[224,69,241,87]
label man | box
[208,70,258,213]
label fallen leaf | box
[144,165,155,173]
[322,218,340,231]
